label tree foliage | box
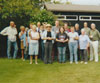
[0,0,56,31]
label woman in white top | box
[68,27,79,64]
[29,25,40,64]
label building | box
[45,3,100,30]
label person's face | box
[64,24,68,29]
[32,27,36,31]
[75,24,79,30]
[10,22,15,27]
[40,26,44,30]
[91,24,95,30]
[37,22,41,27]
[30,24,33,29]
[55,21,59,27]
[84,22,88,28]
[47,27,51,31]
[81,30,85,35]
[71,27,74,32]
[21,28,25,32]
[60,27,64,33]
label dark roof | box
[45,3,100,13]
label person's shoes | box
[30,62,32,64]
[35,62,38,64]
[84,62,88,64]
[95,61,98,63]
[23,59,25,61]
[80,61,83,64]
[70,62,73,64]
[75,62,78,64]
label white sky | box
[52,0,100,5]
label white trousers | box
[90,41,99,62]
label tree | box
[30,9,56,25]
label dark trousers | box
[80,49,88,62]
[44,42,53,64]
[52,42,58,61]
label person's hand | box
[90,35,93,39]
[48,37,52,40]
[21,31,24,35]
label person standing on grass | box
[56,27,69,63]
[40,25,45,61]
[75,23,81,61]
[89,23,100,62]
[68,27,79,64]
[19,26,28,61]
[52,20,60,61]
[29,25,40,64]
[79,29,90,64]
[0,21,18,59]
[42,24,55,64]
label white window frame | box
[56,15,78,21]
[79,15,100,21]
[79,16,91,21]
[91,16,100,21]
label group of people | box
[0,21,100,64]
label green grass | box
[0,58,100,83]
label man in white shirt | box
[0,21,18,59]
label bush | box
[30,9,56,25]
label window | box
[56,15,66,20]
[91,16,100,21]
[79,15,100,21]
[79,16,91,21]
[56,15,78,21]
[66,15,78,21]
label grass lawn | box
[0,58,100,83]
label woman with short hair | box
[79,29,90,64]
[29,25,40,64]
[42,24,55,64]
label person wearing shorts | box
[19,26,27,61]
[29,25,40,64]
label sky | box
[52,0,100,5]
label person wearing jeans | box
[42,24,55,64]
[68,27,79,64]
[56,27,69,63]
[79,29,90,64]
[0,21,18,59]
[89,23,100,62]
[7,39,18,59]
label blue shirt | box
[19,32,26,47]
[79,35,90,49]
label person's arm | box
[32,33,40,40]
[15,28,18,36]
[19,32,23,38]
[0,27,8,36]
[56,33,61,42]
[41,31,49,40]
[86,36,90,49]
[97,30,100,39]
[26,36,28,46]
[74,33,79,40]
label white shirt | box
[30,31,39,43]
[79,35,90,49]
[0,26,17,42]
[68,32,78,42]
